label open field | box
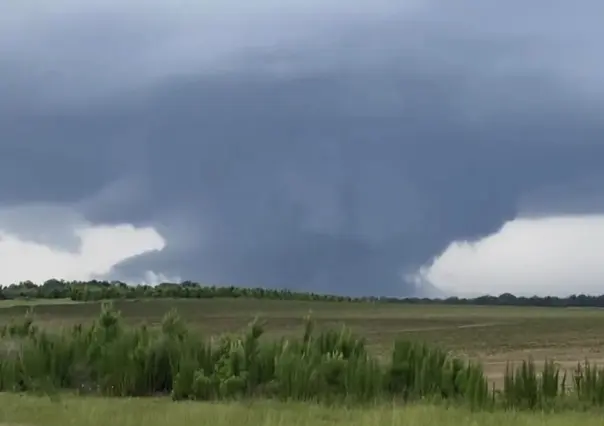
[1,297,604,386]
[2,297,604,423]
[0,393,602,426]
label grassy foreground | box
[0,393,601,426]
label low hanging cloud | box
[0,203,166,285]
[416,215,604,297]
[3,0,604,297]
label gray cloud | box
[2,0,604,296]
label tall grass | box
[0,303,604,411]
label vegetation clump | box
[0,303,602,412]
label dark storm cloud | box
[2,0,604,296]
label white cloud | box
[0,204,166,285]
[416,215,604,297]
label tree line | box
[1,279,603,308]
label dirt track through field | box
[397,322,506,333]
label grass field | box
[0,393,601,426]
[2,297,604,424]
[1,297,602,386]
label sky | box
[1,0,604,297]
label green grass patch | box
[0,393,603,426]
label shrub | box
[0,304,602,411]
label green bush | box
[0,303,603,411]
[0,303,490,406]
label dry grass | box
[1,298,603,386]
[0,299,83,308]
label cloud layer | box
[2,0,604,295]
[0,204,165,284]
[418,215,604,297]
